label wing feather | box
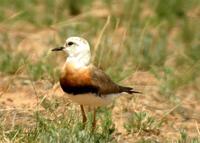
[91,66,132,95]
[90,66,141,95]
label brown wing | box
[91,66,141,95]
[90,66,120,95]
[90,65,141,95]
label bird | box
[51,36,141,129]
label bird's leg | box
[80,105,87,124]
[92,107,96,131]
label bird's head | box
[52,37,91,68]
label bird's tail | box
[119,86,142,94]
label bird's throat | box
[66,53,90,69]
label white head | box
[52,37,91,68]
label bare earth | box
[0,71,199,142]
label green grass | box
[124,112,162,135]
[0,0,199,83]
[0,97,115,143]
[0,49,59,82]
[0,112,114,143]
[176,130,200,143]
[0,48,25,74]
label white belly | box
[67,93,118,107]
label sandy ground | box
[0,71,200,142]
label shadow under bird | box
[52,37,141,129]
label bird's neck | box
[66,52,91,69]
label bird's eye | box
[67,42,74,46]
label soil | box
[0,71,199,142]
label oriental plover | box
[52,37,141,129]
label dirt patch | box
[0,71,200,142]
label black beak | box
[51,46,65,51]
